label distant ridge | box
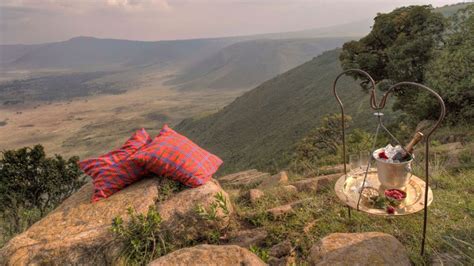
[0,15,378,72]
[0,37,234,70]
[167,37,353,90]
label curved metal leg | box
[421,140,431,255]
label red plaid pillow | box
[131,125,223,187]
[78,128,152,202]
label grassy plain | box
[0,71,246,160]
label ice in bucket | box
[373,144,413,190]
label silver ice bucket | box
[373,148,413,190]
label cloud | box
[2,0,171,11]
[106,0,171,10]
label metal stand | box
[332,69,446,255]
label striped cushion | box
[131,125,222,187]
[79,128,152,202]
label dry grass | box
[0,72,245,159]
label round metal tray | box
[334,170,433,216]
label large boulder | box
[157,179,233,223]
[228,228,268,248]
[269,240,293,258]
[148,244,266,266]
[249,189,265,204]
[0,178,233,265]
[257,171,288,189]
[291,173,341,193]
[267,204,293,218]
[308,232,411,265]
[0,178,160,265]
[157,179,233,232]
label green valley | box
[176,49,378,174]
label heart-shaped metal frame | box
[332,69,446,255]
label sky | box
[0,0,469,44]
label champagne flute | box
[349,154,360,174]
[359,151,371,173]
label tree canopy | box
[339,5,446,123]
[424,5,474,123]
[340,4,473,125]
[0,145,85,237]
[340,5,445,85]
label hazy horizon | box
[1,0,469,45]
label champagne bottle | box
[393,132,424,161]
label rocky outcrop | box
[0,178,233,265]
[266,198,312,218]
[267,204,293,218]
[319,164,345,174]
[291,173,341,193]
[258,171,288,189]
[228,228,268,248]
[218,169,271,187]
[158,179,232,223]
[157,179,233,241]
[307,232,411,265]
[249,189,265,204]
[0,178,160,265]
[269,240,293,258]
[267,241,295,266]
[148,244,266,266]
[280,185,297,194]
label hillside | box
[0,37,235,71]
[435,2,472,16]
[176,49,378,173]
[167,37,352,90]
[251,19,372,40]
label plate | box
[334,170,433,216]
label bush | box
[292,114,377,173]
[249,245,270,263]
[111,206,171,265]
[111,192,233,265]
[156,178,187,203]
[195,192,231,243]
[0,145,85,241]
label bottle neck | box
[404,132,424,154]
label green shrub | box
[195,192,231,243]
[0,144,85,242]
[196,192,231,221]
[156,178,187,203]
[249,245,270,263]
[111,206,171,265]
[458,149,473,169]
[292,114,376,174]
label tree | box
[340,5,446,119]
[424,5,474,124]
[0,145,86,236]
[294,114,352,170]
[293,114,377,174]
[347,129,373,154]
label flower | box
[386,205,395,214]
[385,189,406,201]
[384,189,406,207]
